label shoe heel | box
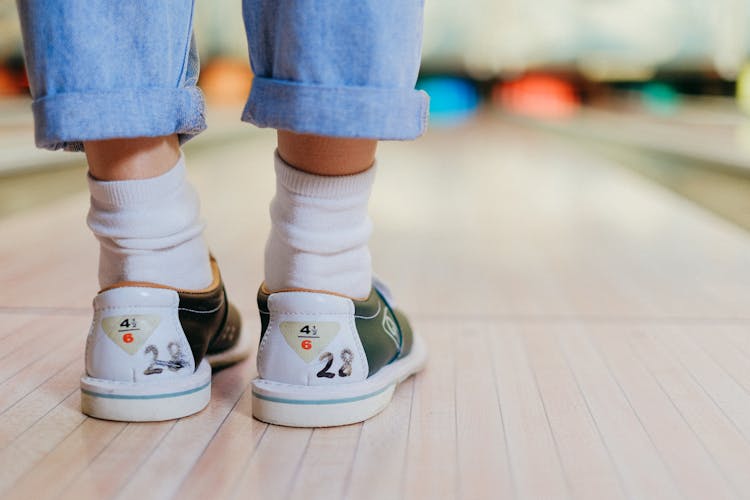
[251,379,397,427]
[81,286,204,421]
[252,335,427,427]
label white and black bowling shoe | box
[80,257,251,422]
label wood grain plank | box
[345,378,415,500]
[6,418,124,500]
[0,359,80,448]
[287,424,362,500]
[650,326,750,441]
[176,381,266,500]
[58,421,175,500]
[629,325,750,495]
[592,325,737,500]
[523,326,626,500]
[559,326,683,499]
[231,425,313,499]
[0,316,82,383]
[0,336,81,414]
[402,328,457,500]
[0,391,84,493]
[488,325,571,500]
[0,314,41,340]
[454,326,514,500]
[689,325,750,398]
[114,358,253,499]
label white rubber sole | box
[252,335,428,427]
[81,327,252,422]
[81,359,212,422]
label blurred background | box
[1,0,750,227]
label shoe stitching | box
[98,304,177,312]
[265,311,351,317]
[177,302,223,314]
[257,314,275,359]
[353,302,381,320]
[373,288,403,362]
[170,307,194,371]
[350,314,369,378]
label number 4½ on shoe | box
[252,278,427,427]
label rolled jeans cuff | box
[31,87,206,151]
[242,77,429,140]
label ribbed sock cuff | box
[87,154,186,208]
[274,150,376,199]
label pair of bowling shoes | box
[80,258,426,427]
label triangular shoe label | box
[101,315,161,355]
[280,321,340,363]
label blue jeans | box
[16,0,428,151]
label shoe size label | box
[101,315,160,355]
[280,321,340,363]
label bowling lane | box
[3,112,750,499]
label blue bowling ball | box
[416,76,479,126]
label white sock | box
[86,154,213,290]
[264,152,375,299]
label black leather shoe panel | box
[257,286,271,343]
[177,283,228,369]
[103,259,242,372]
[207,302,242,354]
[176,262,242,370]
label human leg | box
[85,136,181,181]
[84,135,211,291]
[244,0,428,298]
[276,132,376,176]
[18,0,211,289]
[243,0,428,426]
[16,0,248,421]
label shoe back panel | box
[257,291,369,386]
[86,287,195,383]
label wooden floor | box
[2,115,750,499]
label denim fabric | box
[16,0,427,151]
[242,0,429,140]
[16,0,204,151]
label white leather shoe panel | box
[85,287,196,383]
[258,291,368,386]
[267,291,354,315]
[93,286,178,309]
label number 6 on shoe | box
[252,279,427,427]
[80,258,251,422]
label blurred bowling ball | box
[493,74,579,119]
[199,58,253,106]
[641,82,680,116]
[0,59,28,96]
[416,76,479,126]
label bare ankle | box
[84,135,181,181]
[277,130,376,176]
